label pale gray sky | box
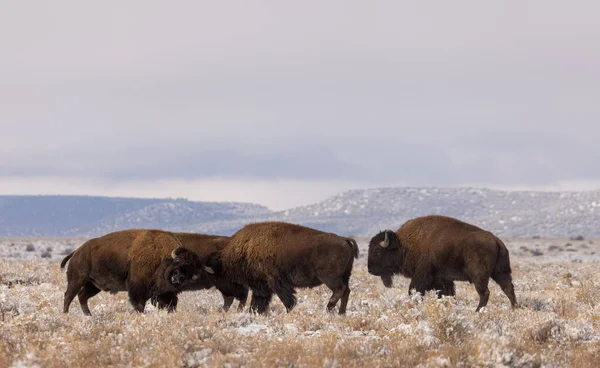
[1,1,599,210]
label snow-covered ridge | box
[1,187,600,237]
[277,187,600,237]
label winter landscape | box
[3,1,599,365]
[1,234,599,367]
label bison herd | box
[61,215,519,316]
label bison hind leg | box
[492,271,518,309]
[78,282,101,316]
[473,277,490,312]
[338,286,351,315]
[321,277,348,314]
[337,266,353,314]
[63,278,85,314]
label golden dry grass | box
[1,254,599,367]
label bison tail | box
[494,237,512,274]
[346,238,359,259]
[60,252,74,269]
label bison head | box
[166,248,214,289]
[367,230,402,288]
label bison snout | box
[171,269,183,284]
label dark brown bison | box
[154,233,248,312]
[207,221,359,314]
[367,215,518,311]
[61,229,214,315]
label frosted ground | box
[1,237,599,367]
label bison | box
[61,229,214,315]
[207,221,359,314]
[162,233,248,312]
[367,215,518,311]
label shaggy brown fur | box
[209,221,359,314]
[61,229,213,315]
[152,233,248,311]
[367,215,518,311]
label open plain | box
[1,237,599,367]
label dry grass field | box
[1,237,599,367]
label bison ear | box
[379,230,390,248]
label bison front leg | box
[249,284,273,314]
[408,264,434,297]
[428,279,456,299]
[217,282,249,312]
[127,282,150,313]
[441,280,456,297]
[155,292,178,313]
[236,287,248,312]
[221,295,235,312]
[250,293,272,314]
[272,281,297,313]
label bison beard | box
[368,215,518,311]
[149,232,249,312]
[209,221,359,315]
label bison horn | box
[204,266,215,274]
[171,249,178,259]
[192,274,199,280]
[380,231,390,248]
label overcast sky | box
[1,1,599,210]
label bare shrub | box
[527,320,561,344]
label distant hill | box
[0,196,272,237]
[275,187,600,238]
[1,188,599,237]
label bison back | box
[222,222,349,281]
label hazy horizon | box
[2,181,600,211]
